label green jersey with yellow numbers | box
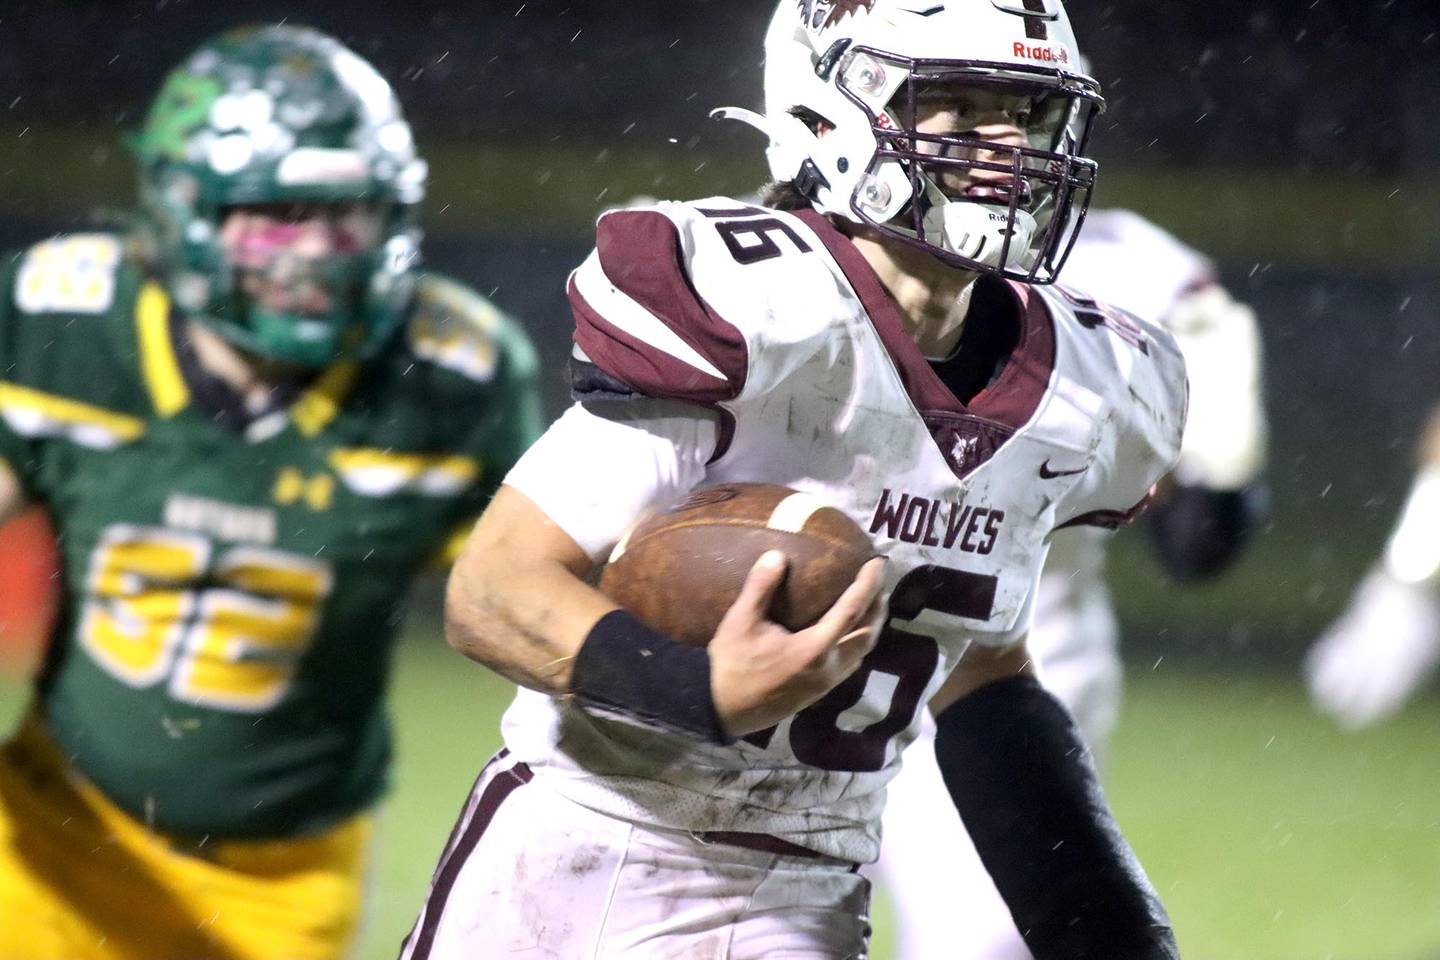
[0,232,542,839]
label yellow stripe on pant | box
[0,713,374,960]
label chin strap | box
[918,179,1039,271]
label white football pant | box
[403,750,873,960]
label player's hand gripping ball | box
[599,483,877,647]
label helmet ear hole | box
[789,106,834,136]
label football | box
[598,483,877,647]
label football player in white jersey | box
[403,2,1186,959]
[874,208,1269,960]
[1306,404,1440,728]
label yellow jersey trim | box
[327,448,481,498]
[135,281,189,418]
[0,380,146,443]
[292,361,360,438]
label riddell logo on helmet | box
[1013,42,1070,63]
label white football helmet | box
[717,0,1103,282]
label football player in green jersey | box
[0,24,542,960]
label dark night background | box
[1,0,1438,651]
[2,5,1439,959]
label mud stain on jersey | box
[568,843,606,879]
[711,768,746,792]
[747,768,836,814]
[1127,383,1162,422]
[513,847,530,886]
[553,709,690,778]
[743,769,779,803]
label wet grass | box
[1,639,1435,960]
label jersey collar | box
[134,279,360,437]
[793,209,1056,430]
[793,209,1057,479]
[291,361,361,438]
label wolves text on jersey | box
[869,487,1006,555]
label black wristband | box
[570,609,733,745]
[934,674,1179,960]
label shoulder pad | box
[12,233,125,316]
[568,198,839,405]
[405,273,505,383]
[1039,285,1187,530]
[569,201,749,404]
[0,234,150,452]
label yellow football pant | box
[0,715,374,960]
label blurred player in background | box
[874,209,1269,960]
[0,25,541,960]
[1306,403,1440,728]
[406,2,1185,959]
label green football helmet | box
[130,24,427,367]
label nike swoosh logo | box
[1039,459,1088,479]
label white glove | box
[1305,567,1440,729]
[1165,285,1268,490]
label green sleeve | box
[401,272,548,515]
[424,310,544,568]
[0,253,42,497]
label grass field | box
[2,637,1437,960]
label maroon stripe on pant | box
[424,748,509,884]
[402,754,534,960]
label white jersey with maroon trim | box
[1026,209,1214,711]
[875,210,1260,960]
[499,198,1185,864]
[1030,209,1263,694]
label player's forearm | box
[444,559,608,693]
[456,403,720,691]
[444,487,618,694]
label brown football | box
[598,483,877,648]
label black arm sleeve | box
[933,675,1179,960]
[1144,481,1268,582]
